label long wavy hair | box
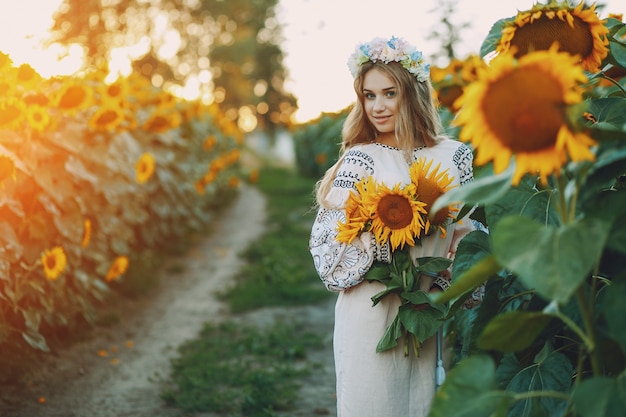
[314,61,444,207]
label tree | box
[427,0,471,65]
[49,0,296,132]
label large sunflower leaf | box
[491,216,609,303]
[0,221,22,262]
[485,182,560,227]
[504,343,572,417]
[603,282,626,353]
[451,230,491,278]
[609,29,626,67]
[477,311,552,352]
[433,254,501,305]
[429,355,513,417]
[480,17,510,59]
[581,189,626,253]
[398,303,444,342]
[431,165,514,214]
[375,314,403,352]
[414,256,452,274]
[572,375,626,417]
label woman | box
[309,36,477,416]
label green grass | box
[161,165,334,416]
[161,320,323,416]
[220,166,331,313]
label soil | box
[1,184,338,417]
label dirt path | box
[2,184,337,417]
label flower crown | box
[347,36,430,82]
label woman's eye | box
[365,93,375,99]
[386,90,396,97]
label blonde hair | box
[314,61,444,207]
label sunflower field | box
[0,53,245,363]
[426,4,626,417]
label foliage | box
[0,53,245,367]
[427,15,626,417]
[49,0,296,131]
[219,166,330,313]
[292,110,348,178]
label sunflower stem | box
[555,175,571,225]
[576,286,601,376]
[412,334,421,358]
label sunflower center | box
[45,256,57,270]
[96,109,119,125]
[377,194,413,230]
[417,180,449,225]
[511,13,594,59]
[59,86,87,109]
[482,68,564,152]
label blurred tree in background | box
[49,0,296,134]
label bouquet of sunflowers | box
[336,158,460,356]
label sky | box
[0,0,622,123]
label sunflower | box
[135,152,155,184]
[336,176,376,244]
[203,134,217,151]
[54,80,93,115]
[0,97,25,129]
[0,52,12,70]
[409,159,457,238]
[496,1,609,73]
[362,182,427,251]
[0,155,16,187]
[26,105,50,132]
[88,105,125,132]
[454,46,595,185]
[106,256,129,282]
[98,77,130,106]
[194,179,206,195]
[16,63,41,89]
[81,218,92,247]
[141,110,181,133]
[41,246,67,281]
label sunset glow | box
[1,0,621,123]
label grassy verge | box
[161,165,333,416]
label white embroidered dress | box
[309,139,474,417]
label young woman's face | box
[363,68,399,144]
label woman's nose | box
[373,97,385,112]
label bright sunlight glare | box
[0,0,622,124]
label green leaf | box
[505,344,573,417]
[572,375,626,417]
[492,216,609,303]
[22,329,50,352]
[451,230,491,278]
[0,221,23,262]
[477,311,552,352]
[485,182,559,227]
[604,282,626,353]
[398,303,445,342]
[414,256,452,274]
[363,262,391,281]
[581,189,626,254]
[433,255,501,305]
[431,165,514,215]
[375,315,403,352]
[609,32,626,67]
[429,355,513,417]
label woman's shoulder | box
[434,136,470,151]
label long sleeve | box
[309,147,390,292]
